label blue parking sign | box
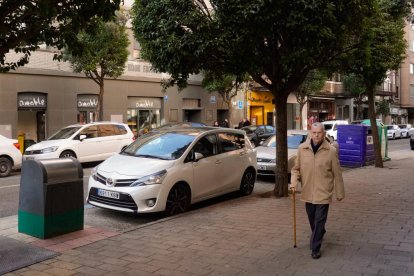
[238,100,243,109]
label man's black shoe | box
[311,251,321,259]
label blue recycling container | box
[337,125,374,167]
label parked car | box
[385,125,401,140]
[87,127,257,215]
[0,135,22,177]
[24,122,134,162]
[322,120,348,141]
[256,130,338,179]
[398,124,412,138]
[241,125,276,146]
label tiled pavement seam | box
[3,151,414,275]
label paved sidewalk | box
[3,151,414,276]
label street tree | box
[340,0,407,168]
[202,71,247,127]
[63,18,129,120]
[132,0,374,197]
[343,74,366,120]
[294,70,327,130]
[0,0,121,72]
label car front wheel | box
[0,157,12,177]
[239,169,256,195]
[165,184,191,216]
[59,150,76,159]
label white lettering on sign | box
[78,99,98,108]
[136,101,154,108]
[19,97,45,107]
[128,64,141,72]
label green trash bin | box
[361,119,389,161]
[18,158,84,239]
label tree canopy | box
[132,0,375,197]
[63,18,129,120]
[339,0,407,168]
[0,0,121,72]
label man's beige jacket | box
[291,138,345,204]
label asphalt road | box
[0,138,411,232]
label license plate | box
[25,156,35,160]
[97,189,120,199]
[258,165,267,170]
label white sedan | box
[0,135,22,177]
[385,125,401,140]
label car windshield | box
[122,132,196,160]
[48,126,81,140]
[242,126,257,134]
[323,124,333,130]
[398,125,406,129]
[262,135,305,149]
[386,126,394,130]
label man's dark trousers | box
[305,203,329,252]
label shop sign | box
[390,108,398,115]
[128,97,162,109]
[18,93,47,109]
[77,94,99,109]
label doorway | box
[250,106,264,125]
[18,110,46,142]
[183,110,202,123]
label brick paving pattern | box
[2,151,414,275]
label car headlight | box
[130,170,167,187]
[40,146,59,153]
[91,166,99,181]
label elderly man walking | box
[290,122,345,259]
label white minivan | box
[23,122,134,162]
[322,120,349,141]
[87,127,257,216]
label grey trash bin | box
[18,158,84,239]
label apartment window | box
[410,64,414,75]
[410,85,414,98]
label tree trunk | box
[98,82,104,121]
[225,99,233,127]
[367,87,383,168]
[273,92,289,197]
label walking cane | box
[292,188,297,248]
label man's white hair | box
[311,122,325,132]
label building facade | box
[0,50,235,141]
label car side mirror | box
[79,134,87,141]
[194,152,204,161]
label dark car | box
[410,133,414,150]
[241,125,276,146]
